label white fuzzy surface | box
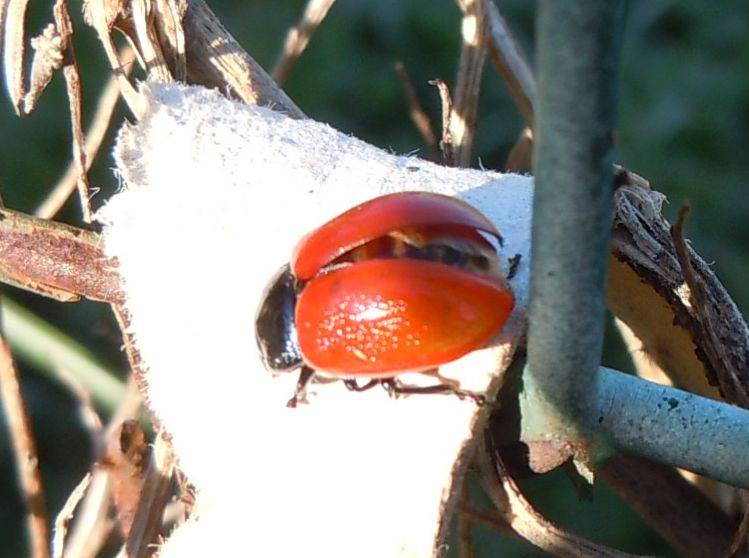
[97,82,533,557]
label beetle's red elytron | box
[255,191,515,406]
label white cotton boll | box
[97,82,533,557]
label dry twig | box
[394,61,438,160]
[50,360,104,444]
[52,473,92,558]
[35,46,136,219]
[726,509,749,558]
[84,0,305,117]
[504,126,533,171]
[53,0,94,222]
[42,351,109,558]
[0,206,123,303]
[428,78,455,165]
[482,3,538,169]
[130,0,174,82]
[111,306,152,416]
[457,476,474,558]
[456,502,515,538]
[0,0,94,217]
[62,382,145,558]
[0,332,50,558]
[476,438,653,558]
[453,0,489,167]
[154,0,188,82]
[118,432,176,558]
[272,0,336,85]
[485,1,535,125]
[180,0,304,116]
[56,471,114,558]
[599,455,740,558]
[85,0,146,117]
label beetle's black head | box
[255,263,304,373]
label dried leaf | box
[609,170,749,404]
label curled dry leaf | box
[489,168,749,556]
[1,0,32,114]
[608,169,749,406]
[608,168,749,524]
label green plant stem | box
[592,367,749,489]
[522,1,624,446]
[519,2,749,491]
[1,297,125,411]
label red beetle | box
[255,191,515,406]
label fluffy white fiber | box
[97,82,533,557]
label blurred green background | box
[0,1,747,556]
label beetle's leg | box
[381,378,489,406]
[343,379,379,392]
[381,379,449,396]
[287,365,316,408]
[424,370,491,405]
